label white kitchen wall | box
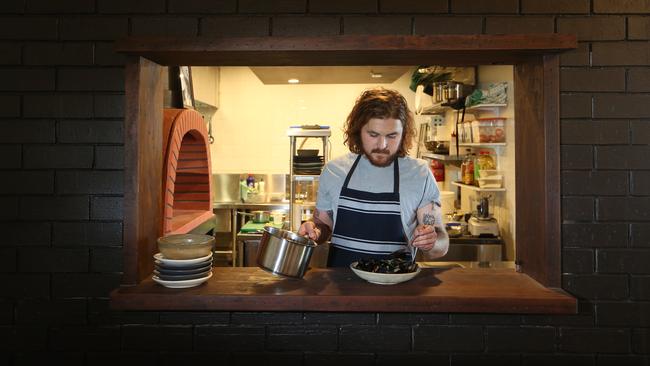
[197,66,416,173]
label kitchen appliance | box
[468,197,500,237]
[256,226,318,278]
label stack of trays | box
[293,155,324,175]
[152,252,213,288]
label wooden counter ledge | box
[110,267,577,314]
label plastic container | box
[439,191,455,216]
[478,176,503,189]
[472,117,507,143]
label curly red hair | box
[343,87,415,157]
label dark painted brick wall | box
[0,1,649,364]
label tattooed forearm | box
[312,209,333,244]
[422,213,435,225]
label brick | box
[26,0,95,13]
[0,249,16,272]
[597,355,647,366]
[0,120,55,143]
[594,0,650,13]
[525,354,595,366]
[631,120,650,144]
[594,94,650,118]
[557,16,626,41]
[0,197,19,221]
[131,17,198,37]
[598,197,650,221]
[229,352,302,365]
[0,42,20,64]
[560,93,591,118]
[85,352,157,364]
[305,353,376,365]
[97,0,165,14]
[272,16,340,36]
[94,42,127,66]
[561,145,593,169]
[87,298,159,325]
[195,325,265,351]
[0,171,54,194]
[49,326,121,351]
[379,313,448,324]
[561,119,629,144]
[15,299,86,325]
[58,120,123,144]
[631,223,650,247]
[452,0,518,14]
[56,171,123,194]
[58,68,124,92]
[53,222,122,247]
[93,94,124,118]
[561,171,628,196]
[560,327,630,353]
[627,67,650,92]
[239,0,306,13]
[563,248,595,274]
[378,353,449,365]
[60,17,128,41]
[451,353,521,365]
[0,274,50,299]
[90,196,122,220]
[596,146,650,169]
[0,68,55,91]
[628,16,650,40]
[562,197,594,221]
[633,328,649,353]
[563,274,628,300]
[95,146,124,169]
[23,145,93,169]
[380,0,447,13]
[0,222,50,246]
[52,273,121,298]
[414,16,483,35]
[267,325,338,351]
[201,16,270,37]
[168,0,236,14]
[231,312,302,324]
[413,325,482,351]
[561,68,626,92]
[0,17,57,40]
[560,43,590,66]
[0,1,24,13]
[631,171,650,195]
[122,325,192,351]
[521,0,589,14]
[522,303,595,326]
[0,325,48,351]
[0,301,14,324]
[20,196,89,220]
[340,325,411,352]
[302,312,376,324]
[598,249,650,273]
[24,94,93,118]
[486,16,554,34]
[0,145,21,169]
[486,326,556,352]
[309,0,377,13]
[343,16,411,35]
[593,42,650,66]
[160,312,229,324]
[24,42,93,65]
[451,314,520,325]
[597,302,650,326]
[0,95,20,117]
[89,247,123,272]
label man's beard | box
[364,148,398,167]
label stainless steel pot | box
[256,226,317,278]
[243,210,270,223]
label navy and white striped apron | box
[327,154,407,267]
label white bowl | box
[349,262,421,285]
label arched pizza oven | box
[162,109,213,235]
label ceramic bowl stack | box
[152,234,215,288]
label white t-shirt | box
[316,153,441,242]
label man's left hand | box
[411,224,438,251]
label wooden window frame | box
[114,34,577,313]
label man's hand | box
[298,220,321,242]
[411,224,437,251]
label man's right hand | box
[298,221,321,242]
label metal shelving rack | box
[287,126,331,231]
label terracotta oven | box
[161,109,213,235]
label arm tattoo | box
[422,213,435,225]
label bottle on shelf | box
[246,174,255,188]
[258,177,265,193]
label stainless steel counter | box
[213,201,290,211]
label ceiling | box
[249,66,414,84]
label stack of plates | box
[152,252,213,288]
[293,155,324,175]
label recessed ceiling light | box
[370,72,383,78]
[288,78,300,84]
